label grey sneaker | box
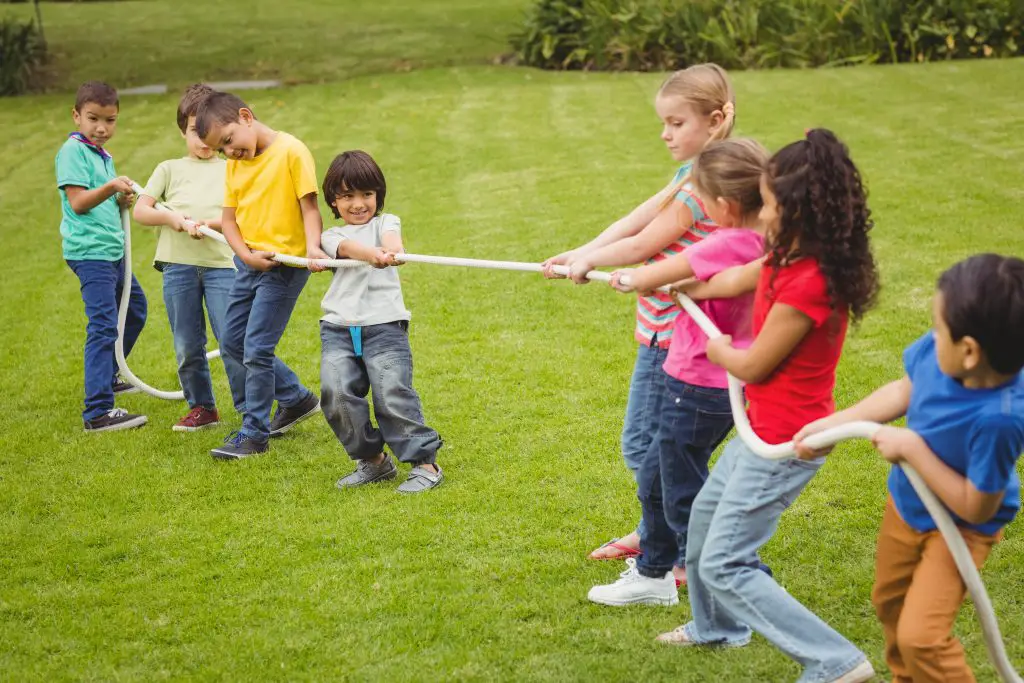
[336,454,398,488]
[396,464,443,494]
[269,393,321,437]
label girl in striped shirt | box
[542,64,735,578]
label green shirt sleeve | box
[56,142,92,189]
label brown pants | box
[872,496,1000,683]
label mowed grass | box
[1,59,1023,681]
[1,0,529,92]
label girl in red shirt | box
[657,129,880,683]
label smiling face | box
[201,109,258,160]
[654,95,715,162]
[332,186,378,225]
[72,102,119,147]
[183,115,215,160]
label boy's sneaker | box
[269,394,321,437]
[210,431,269,460]
[396,465,443,494]
[112,377,139,395]
[336,454,398,488]
[172,406,221,432]
[828,661,875,683]
[84,408,148,433]
[588,565,678,607]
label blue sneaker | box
[210,431,269,460]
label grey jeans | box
[320,320,441,465]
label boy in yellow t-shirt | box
[195,90,330,460]
[134,84,244,433]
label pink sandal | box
[588,538,642,561]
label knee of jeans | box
[174,340,208,367]
[242,347,274,369]
[699,548,736,592]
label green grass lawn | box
[1,58,1023,681]
[2,0,529,92]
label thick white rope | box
[115,191,1019,678]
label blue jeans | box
[320,321,441,465]
[67,258,147,421]
[683,438,867,682]
[161,264,245,410]
[221,258,314,442]
[622,341,670,539]
[636,375,733,577]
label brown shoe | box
[172,406,221,432]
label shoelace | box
[223,430,244,446]
[107,408,128,418]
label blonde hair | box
[690,138,768,220]
[658,63,736,209]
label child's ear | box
[961,336,984,372]
[239,108,254,125]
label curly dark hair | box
[765,128,879,323]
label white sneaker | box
[828,661,875,683]
[588,565,678,606]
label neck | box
[253,122,278,156]
[961,367,1016,390]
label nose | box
[661,126,671,142]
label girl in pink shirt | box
[587,139,771,606]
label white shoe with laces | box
[588,563,678,606]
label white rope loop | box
[115,182,1019,680]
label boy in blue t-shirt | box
[57,81,148,432]
[796,253,1024,682]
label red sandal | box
[588,538,642,561]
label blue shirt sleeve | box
[902,332,933,379]
[967,413,1024,495]
[56,142,92,189]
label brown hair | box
[194,91,254,140]
[176,83,216,134]
[321,150,387,219]
[658,63,735,209]
[690,138,768,220]
[75,81,118,111]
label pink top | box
[662,228,765,388]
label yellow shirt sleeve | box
[223,161,238,208]
[288,139,318,200]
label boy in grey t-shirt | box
[318,151,443,494]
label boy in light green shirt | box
[133,84,243,432]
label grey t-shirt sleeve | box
[320,226,348,258]
[377,213,401,239]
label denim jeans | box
[162,264,244,410]
[622,340,670,539]
[320,321,441,465]
[67,258,147,421]
[221,258,314,442]
[683,438,867,682]
[636,374,733,577]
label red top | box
[746,258,848,445]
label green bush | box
[0,16,46,95]
[510,0,1024,70]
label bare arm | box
[133,195,189,230]
[793,377,912,457]
[541,181,675,274]
[334,237,394,268]
[381,230,404,257]
[221,206,278,271]
[678,259,763,300]
[618,252,694,294]
[568,200,693,282]
[65,176,133,215]
[300,193,329,271]
[707,303,814,384]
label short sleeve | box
[774,263,833,326]
[320,227,347,258]
[902,333,933,379]
[288,139,319,199]
[674,186,705,224]
[966,413,1024,495]
[56,143,91,189]
[223,162,238,209]
[379,214,401,235]
[142,161,170,202]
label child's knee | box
[895,613,953,665]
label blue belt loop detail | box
[349,326,363,358]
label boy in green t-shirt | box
[134,84,244,432]
[58,81,149,432]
